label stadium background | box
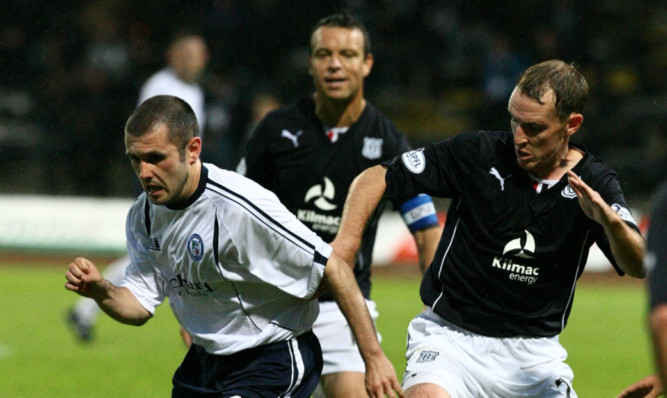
[0,0,664,201]
[0,2,663,396]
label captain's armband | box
[399,194,439,232]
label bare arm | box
[413,226,441,273]
[567,171,646,278]
[330,165,388,265]
[65,257,152,326]
[323,250,404,398]
[651,304,667,393]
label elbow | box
[626,263,647,279]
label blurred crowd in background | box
[0,0,664,205]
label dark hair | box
[125,95,199,156]
[310,11,372,55]
[516,59,589,120]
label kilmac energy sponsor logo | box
[298,177,340,234]
[492,230,540,285]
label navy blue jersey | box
[648,182,667,309]
[383,130,639,337]
[243,97,411,300]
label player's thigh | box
[319,371,367,398]
[405,383,452,398]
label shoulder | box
[203,164,282,207]
[432,130,511,154]
[251,98,313,137]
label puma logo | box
[281,129,303,148]
[489,167,511,191]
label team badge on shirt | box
[187,234,204,261]
[416,350,439,363]
[362,137,383,159]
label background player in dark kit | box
[64,95,403,398]
[333,60,645,397]
[617,181,667,398]
[239,11,441,398]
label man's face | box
[508,87,579,178]
[309,26,372,103]
[125,123,193,206]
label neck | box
[314,94,366,127]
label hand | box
[365,352,405,398]
[617,374,664,398]
[567,170,608,224]
[65,257,104,298]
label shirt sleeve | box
[120,198,165,314]
[216,178,330,299]
[383,132,480,205]
[588,166,641,274]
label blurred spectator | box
[138,32,209,135]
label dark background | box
[0,0,664,206]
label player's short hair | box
[310,10,372,56]
[125,95,199,156]
[516,59,589,121]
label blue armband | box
[399,194,439,233]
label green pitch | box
[0,260,652,397]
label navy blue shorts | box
[172,330,322,398]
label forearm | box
[324,253,382,360]
[414,226,441,273]
[93,281,152,326]
[332,165,387,265]
[651,304,667,390]
[601,210,646,278]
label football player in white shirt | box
[67,32,208,341]
[64,95,403,398]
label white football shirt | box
[122,164,330,355]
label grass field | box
[0,258,654,397]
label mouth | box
[145,184,165,197]
[324,77,346,89]
[516,148,532,161]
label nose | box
[328,55,342,70]
[137,161,153,180]
[513,125,527,146]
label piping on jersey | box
[206,179,321,260]
[561,229,591,332]
[432,199,462,309]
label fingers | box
[366,376,404,398]
[64,257,96,293]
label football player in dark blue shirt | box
[618,181,667,398]
[334,59,646,398]
[239,11,441,398]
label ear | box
[362,53,374,78]
[187,136,202,164]
[566,113,583,137]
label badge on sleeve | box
[402,149,426,174]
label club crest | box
[187,234,204,261]
[362,137,383,159]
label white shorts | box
[403,309,577,398]
[312,300,380,375]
